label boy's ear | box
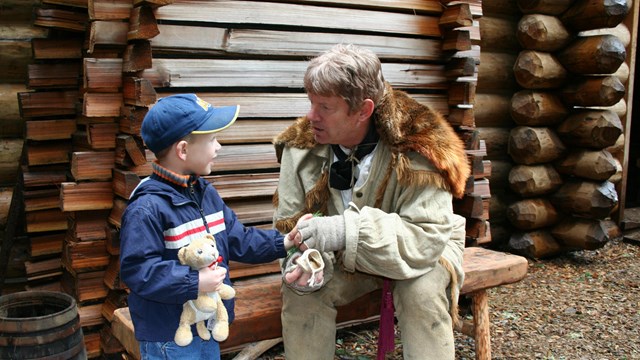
[175,140,189,160]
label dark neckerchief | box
[329,122,379,190]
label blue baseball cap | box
[141,94,239,153]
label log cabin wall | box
[0,0,638,357]
[477,0,638,258]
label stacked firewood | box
[13,0,489,357]
[504,0,630,258]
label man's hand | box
[297,215,346,253]
[282,249,325,293]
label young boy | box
[119,94,297,359]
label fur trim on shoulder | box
[375,85,470,198]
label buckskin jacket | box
[273,84,470,311]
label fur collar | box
[273,84,470,198]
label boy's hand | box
[198,266,227,292]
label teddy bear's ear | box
[205,234,214,241]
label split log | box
[115,135,146,167]
[204,173,279,200]
[123,41,152,72]
[112,169,141,200]
[554,149,618,181]
[22,168,67,189]
[83,93,123,117]
[24,188,60,212]
[508,229,563,259]
[445,57,476,80]
[557,35,626,75]
[141,59,448,90]
[516,14,571,51]
[61,269,108,303]
[26,140,72,166]
[442,29,472,52]
[71,151,115,181]
[508,126,566,165]
[149,25,444,61]
[89,0,132,20]
[67,210,110,242]
[32,38,84,59]
[60,182,114,212]
[510,90,568,126]
[561,0,629,31]
[513,50,567,89]
[33,7,88,32]
[454,194,488,220]
[123,77,157,106]
[18,90,79,118]
[508,164,563,197]
[25,209,67,233]
[84,58,122,90]
[29,233,65,258]
[516,0,573,15]
[63,240,110,272]
[551,180,618,219]
[128,5,159,41]
[556,110,623,149]
[104,259,128,291]
[153,1,442,37]
[448,82,476,106]
[439,3,473,30]
[87,21,128,52]
[561,75,625,107]
[120,106,147,135]
[507,198,560,230]
[25,119,76,140]
[551,217,615,250]
[27,63,81,89]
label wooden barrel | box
[0,291,87,360]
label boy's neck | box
[152,161,196,188]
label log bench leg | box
[470,289,490,360]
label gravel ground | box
[224,238,639,359]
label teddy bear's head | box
[178,234,221,270]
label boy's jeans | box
[140,337,220,360]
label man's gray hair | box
[304,44,386,114]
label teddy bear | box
[174,234,236,346]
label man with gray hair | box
[273,44,470,359]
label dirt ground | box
[225,237,639,359]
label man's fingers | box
[296,271,312,287]
[284,266,303,284]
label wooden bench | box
[111,247,528,360]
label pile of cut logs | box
[13,0,488,357]
[503,0,631,258]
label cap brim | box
[191,105,240,134]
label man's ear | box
[175,140,189,161]
[359,99,375,120]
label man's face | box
[306,93,361,148]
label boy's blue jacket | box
[119,172,286,342]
